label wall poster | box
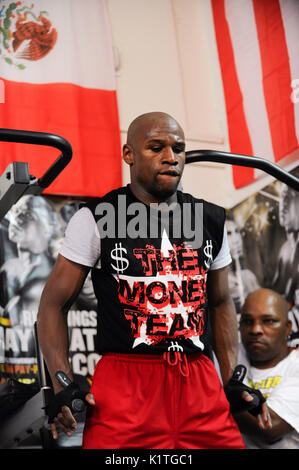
[0,195,100,390]
[226,166,299,348]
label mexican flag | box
[0,0,122,197]
[211,0,299,189]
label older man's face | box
[240,292,291,368]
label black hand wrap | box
[224,365,266,416]
[47,382,87,424]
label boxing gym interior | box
[0,0,298,455]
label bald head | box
[126,112,184,148]
[243,288,289,321]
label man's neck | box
[250,346,291,369]
[128,183,178,206]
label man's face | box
[226,220,243,258]
[125,116,186,201]
[239,293,291,368]
[240,295,291,369]
[8,198,45,251]
[279,184,299,232]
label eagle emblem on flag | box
[0,1,57,69]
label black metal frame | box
[0,128,72,189]
[0,129,73,221]
[185,149,299,192]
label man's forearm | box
[36,255,89,393]
[210,297,238,385]
[37,304,72,394]
[235,406,293,445]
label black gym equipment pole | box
[185,149,299,192]
[0,129,73,220]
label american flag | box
[211,0,299,189]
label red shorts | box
[82,352,245,449]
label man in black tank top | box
[37,112,271,449]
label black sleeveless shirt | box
[84,185,226,356]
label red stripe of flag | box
[211,0,255,189]
[0,79,122,197]
[253,0,298,162]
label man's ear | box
[123,144,134,166]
